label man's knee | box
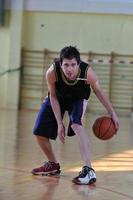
[71,123,82,135]
[35,135,49,142]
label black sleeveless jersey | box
[53,61,91,106]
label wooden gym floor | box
[0,109,133,200]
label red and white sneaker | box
[32,161,61,175]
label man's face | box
[61,58,80,81]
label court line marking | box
[98,186,133,200]
[0,166,133,199]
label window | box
[5,0,133,15]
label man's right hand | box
[58,123,65,144]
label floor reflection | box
[0,109,133,200]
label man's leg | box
[32,135,60,175]
[32,97,63,175]
[36,135,57,163]
[69,99,96,184]
[71,124,92,167]
[69,99,91,166]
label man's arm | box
[87,67,119,130]
[46,65,65,143]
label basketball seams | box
[102,118,112,140]
[93,118,102,138]
[99,117,105,138]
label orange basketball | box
[92,116,117,140]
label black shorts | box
[33,96,87,140]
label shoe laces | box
[43,161,53,170]
[78,166,90,178]
[37,161,53,171]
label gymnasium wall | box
[0,26,9,106]
[0,8,23,109]
[22,12,133,54]
[0,8,133,111]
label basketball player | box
[32,46,119,185]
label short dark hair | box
[59,46,81,64]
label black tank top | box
[53,61,91,106]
